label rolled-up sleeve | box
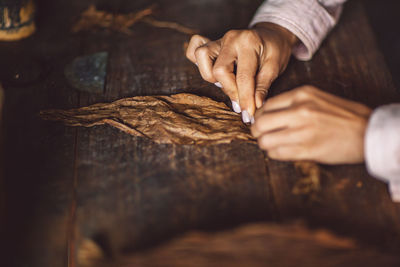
[249,0,346,61]
[365,104,400,202]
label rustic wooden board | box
[2,0,400,266]
[266,0,400,250]
[1,0,82,266]
[73,0,275,257]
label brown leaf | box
[40,93,255,145]
[72,5,198,35]
[77,222,400,267]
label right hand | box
[186,22,298,123]
[251,85,372,164]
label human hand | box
[251,85,372,164]
[186,23,297,123]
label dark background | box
[364,0,400,90]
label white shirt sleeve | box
[249,0,346,61]
[365,104,400,202]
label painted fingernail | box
[242,110,251,124]
[231,100,241,113]
[214,82,222,88]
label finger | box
[258,85,347,115]
[267,145,312,162]
[259,89,298,115]
[303,85,372,117]
[236,48,258,123]
[255,62,280,109]
[212,45,239,102]
[251,107,304,138]
[265,85,371,119]
[256,127,311,151]
[186,35,211,63]
[195,41,221,83]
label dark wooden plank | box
[265,0,400,249]
[70,0,400,259]
[74,127,272,253]
[1,0,87,265]
[0,84,5,254]
[3,0,400,265]
[115,223,400,267]
[71,0,275,257]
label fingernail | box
[214,82,222,88]
[231,100,241,113]
[251,116,255,125]
[242,110,252,124]
[195,63,198,67]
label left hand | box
[251,85,372,164]
[185,23,297,123]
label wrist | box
[253,22,298,47]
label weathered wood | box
[74,128,272,252]
[266,0,400,249]
[1,0,82,265]
[77,223,400,267]
[0,83,5,251]
[73,0,274,260]
[2,0,400,266]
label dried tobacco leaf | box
[71,5,155,34]
[142,17,198,35]
[72,5,198,35]
[40,93,255,145]
[79,222,400,267]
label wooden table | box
[2,0,400,266]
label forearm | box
[250,0,347,61]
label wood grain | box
[266,1,400,249]
[2,0,400,266]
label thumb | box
[186,35,211,64]
[255,63,279,108]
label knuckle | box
[302,84,318,92]
[223,30,239,40]
[255,87,268,98]
[190,34,200,42]
[191,34,206,44]
[194,46,209,58]
[236,72,251,83]
[202,72,215,83]
[258,135,270,150]
[212,66,228,78]
[255,86,267,92]
[294,87,314,101]
[297,103,315,118]
[239,29,261,43]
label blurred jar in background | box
[0,0,36,41]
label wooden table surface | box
[2,0,400,266]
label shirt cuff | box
[249,0,343,61]
[365,104,400,202]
